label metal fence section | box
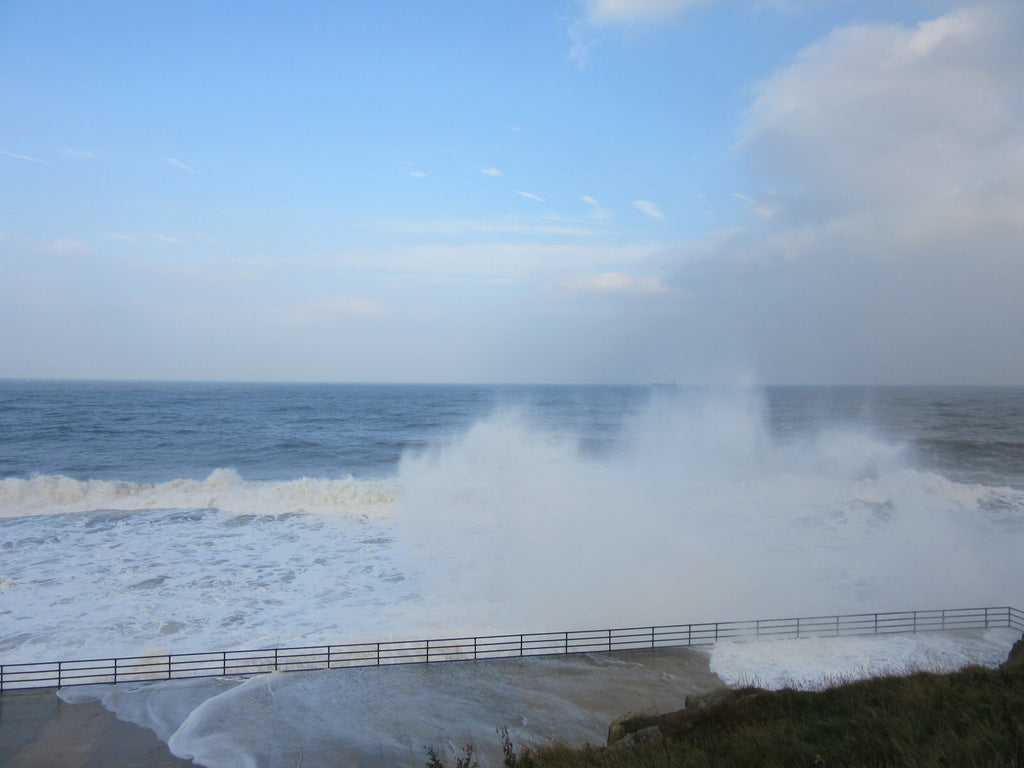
[2,605,1021,693]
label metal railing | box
[2,605,1021,693]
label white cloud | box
[261,297,386,328]
[166,158,198,174]
[516,191,547,203]
[738,2,1024,242]
[35,239,93,256]
[155,234,187,245]
[106,233,138,241]
[581,195,614,220]
[568,18,594,68]
[1,150,46,163]
[357,242,666,281]
[378,218,600,237]
[561,272,669,294]
[650,2,1024,384]
[326,297,384,316]
[569,0,711,67]
[479,167,502,177]
[632,200,664,219]
[585,0,710,25]
[408,170,427,178]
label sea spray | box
[397,388,1024,635]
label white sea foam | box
[0,505,413,663]
[0,469,397,518]
[710,627,1020,691]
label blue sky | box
[2,0,1022,384]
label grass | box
[427,661,1024,768]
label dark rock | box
[617,726,665,749]
[684,686,734,711]
[1001,635,1024,672]
[607,712,645,746]
[608,686,771,748]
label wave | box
[4,388,1024,665]
[0,468,398,518]
[395,391,1024,632]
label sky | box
[2,0,1022,385]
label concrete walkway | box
[0,689,193,768]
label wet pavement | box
[0,688,192,768]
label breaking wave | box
[396,390,1024,633]
[0,469,398,518]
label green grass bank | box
[433,638,1024,768]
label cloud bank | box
[585,0,711,25]
[660,2,1024,383]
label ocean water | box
[4,381,1024,766]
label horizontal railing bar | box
[2,606,1018,692]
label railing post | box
[874,613,878,634]
[113,657,118,684]
[651,626,655,649]
[58,661,62,688]
[222,652,227,676]
[796,617,801,638]
[473,637,477,661]
[942,609,946,631]
[564,632,569,654]
[519,635,523,657]
[608,629,612,652]
[167,655,172,680]
[756,619,760,638]
[426,639,430,663]
[274,648,279,671]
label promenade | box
[0,689,190,768]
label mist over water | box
[398,388,1024,634]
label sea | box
[3,381,1023,766]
